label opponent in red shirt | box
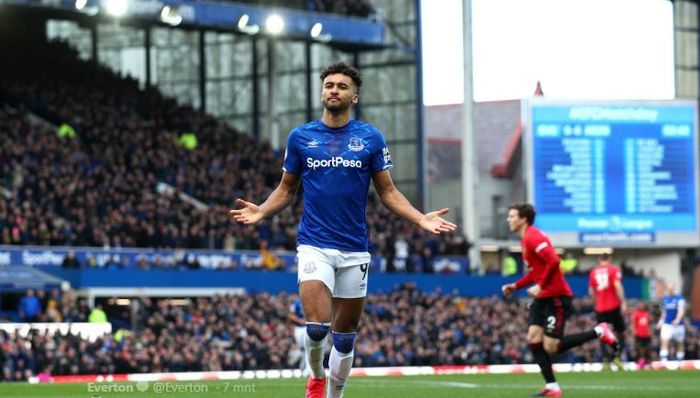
[588,253,627,366]
[631,302,652,368]
[501,203,619,397]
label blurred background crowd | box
[2,285,698,381]
[0,33,470,269]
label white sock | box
[305,333,327,379]
[660,349,669,361]
[676,351,685,360]
[593,326,603,336]
[300,347,310,375]
[546,382,560,391]
[327,347,354,398]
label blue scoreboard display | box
[525,100,699,247]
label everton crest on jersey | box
[347,136,365,152]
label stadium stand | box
[209,0,375,17]
[0,29,463,266]
[1,285,697,381]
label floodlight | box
[309,22,331,42]
[237,14,260,35]
[103,0,128,17]
[160,5,182,26]
[310,22,323,38]
[265,14,284,35]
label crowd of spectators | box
[2,285,698,381]
[237,1,376,18]
[0,32,465,265]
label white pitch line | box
[354,379,700,392]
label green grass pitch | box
[1,370,698,398]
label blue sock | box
[331,331,356,354]
[306,322,330,341]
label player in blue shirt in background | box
[231,61,456,398]
[288,296,312,375]
[657,281,686,361]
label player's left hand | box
[527,284,541,298]
[501,283,517,297]
[229,198,265,224]
[418,208,457,234]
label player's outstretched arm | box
[229,172,300,224]
[371,170,456,234]
[420,208,458,234]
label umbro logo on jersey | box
[306,156,362,170]
[308,140,320,148]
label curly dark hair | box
[320,61,362,92]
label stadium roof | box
[1,0,387,50]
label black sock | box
[558,330,597,353]
[601,341,613,361]
[530,343,555,383]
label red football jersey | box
[515,226,572,298]
[589,263,622,312]
[632,309,651,338]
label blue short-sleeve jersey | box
[289,298,304,319]
[283,119,393,251]
[662,294,685,324]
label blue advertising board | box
[0,245,471,274]
[525,100,699,247]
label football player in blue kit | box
[657,281,686,361]
[230,61,456,398]
[288,296,311,375]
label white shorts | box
[297,245,371,298]
[660,323,685,342]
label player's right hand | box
[501,283,516,297]
[229,198,265,224]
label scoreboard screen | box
[524,100,699,247]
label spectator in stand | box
[88,304,108,323]
[260,241,284,271]
[18,289,42,322]
[1,286,696,382]
[61,251,81,269]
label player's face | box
[506,209,526,232]
[666,282,675,294]
[321,73,357,113]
